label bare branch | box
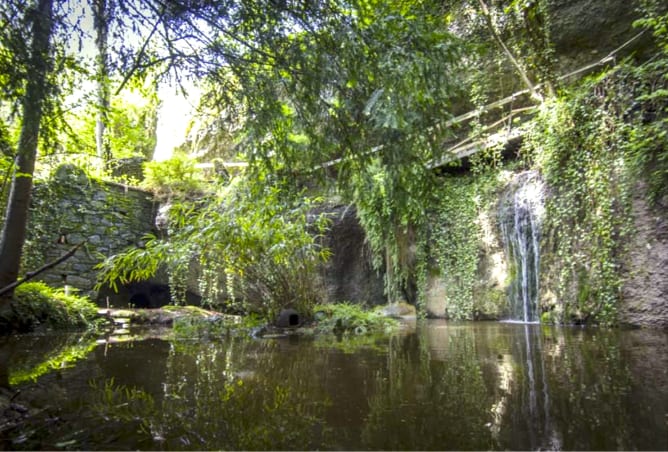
[477,0,543,102]
[0,241,87,297]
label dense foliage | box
[313,302,399,335]
[415,47,667,324]
[97,175,331,319]
[141,153,207,201]
[55,80,160,170]
[0,0,666,328]
[414,168,508,319]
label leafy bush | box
[313,303,398,335]
[97,175,331,320]
[141,153,206,201]
[2,282,99,333]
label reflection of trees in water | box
[91,338,333,450]
[1,325,666,450]
[2,334,97,386]
[84,328,664,451]
[362,328,495,450]
[489,325,638,450]
[360,323,651,451]
[493,324,558,451]
[2,337,333,450]
[539,327,635,450]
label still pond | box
[1,320,667,450]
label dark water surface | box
[1,321,667,450]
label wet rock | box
[250,325,268,338]
[380,302,417,319]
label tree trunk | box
[0,0,55,302]
[93,0,112,164]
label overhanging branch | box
[0,241,87,297]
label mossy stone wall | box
[24,164,157,300]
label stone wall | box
[24,176,386,309]
[24,171,385,308]
[24,164,158,301]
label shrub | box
[1,282,98,333]
[98,176,331,320]
[141,153,206,201]
[313,303,398,335]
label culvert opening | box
[129,293,150,308]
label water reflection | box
[0,322,666,450]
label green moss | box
[162,305,215,317]
[472,286,507,320]
[2,282,98,333]
[540,311,556,325]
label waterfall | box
[499,171,545,323]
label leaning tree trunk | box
[0,0,55,302]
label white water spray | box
[499,171,545,323]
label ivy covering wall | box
[415,168,510,320]
[523,61,667,325]
[415,58,667,325]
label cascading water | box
[499,171,545,323]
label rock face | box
[423,274,448,318]
[26,175,386,308]
[619,184,668,328]
[317,205,386,306]
[548,0,651,71]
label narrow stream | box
[1,321,666,450]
